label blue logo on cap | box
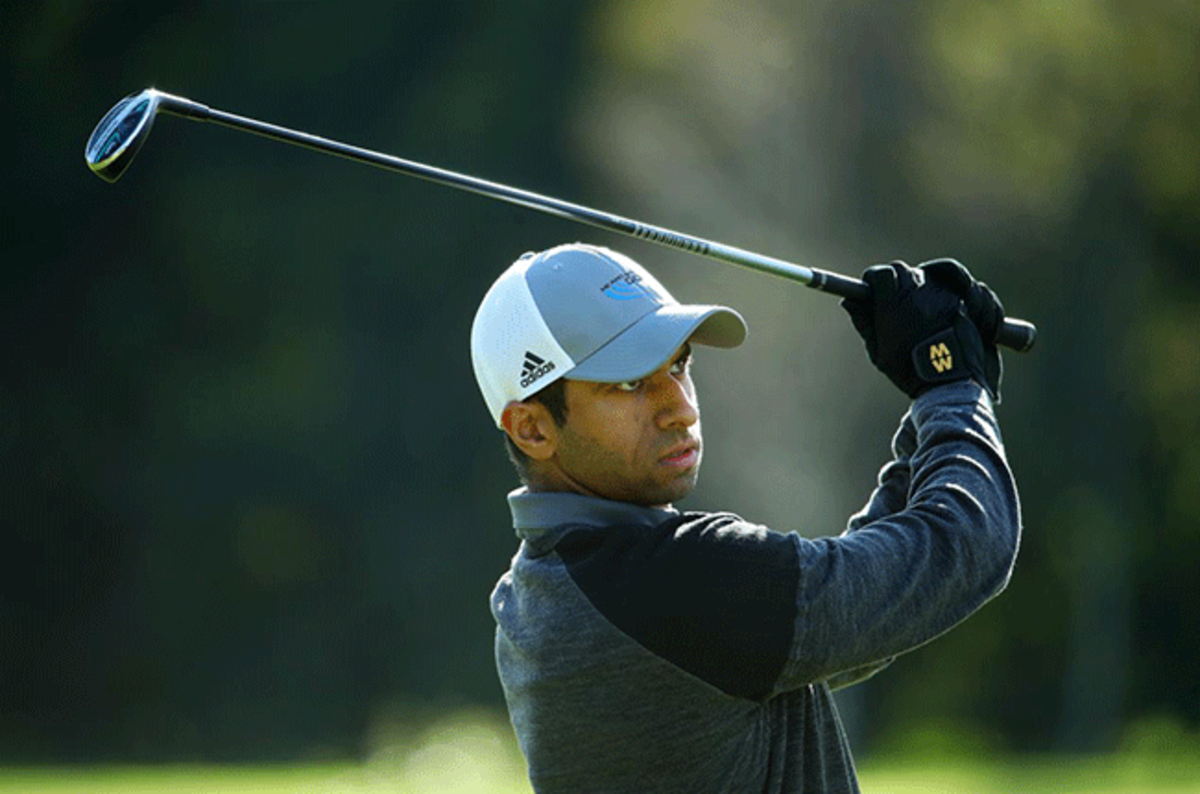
[601,271,650,301]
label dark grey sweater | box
[490,381,1022,793]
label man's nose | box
[652,372,699,429]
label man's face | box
[550,345,701,508]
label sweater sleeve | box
[776,380,1022,692]
[845,408,917,532]
[821,405,914,689]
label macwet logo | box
[930,342,953,374]
[520,351,556,388]
[601,271,649,301]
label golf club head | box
[84,89,164,183]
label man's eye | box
[615,380,642,392]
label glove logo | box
[930,342,953,373]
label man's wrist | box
[911,379,991,412]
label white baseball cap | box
[470,243,747,427]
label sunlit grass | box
[859,754,1200,794]
[0,708,530,794]
[2,709,1197,793]
[0,765,344,793]
[3,756,1198,794]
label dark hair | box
[503,378,569,483]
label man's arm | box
[820,411,917,690]
[845,409,918,532]
[778,380,1020,690]
[773,258,1018,691]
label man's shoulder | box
[551,509,802,701]
[552,508,801,627]
[555,509,786,562]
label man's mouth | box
[660,441,700,470]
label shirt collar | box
[507,487,679,542]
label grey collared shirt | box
[491,381,1022,793]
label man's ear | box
[501,400,558,461]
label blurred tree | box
[3,0,1197,765]
[575,0,1200,754]
[912,0,1200,749]
[3,0,592,762]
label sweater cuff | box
[912,379,993,415]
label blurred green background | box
[4,0,1199,786]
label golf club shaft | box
[134,92,1039,351]
[160,96,842,287]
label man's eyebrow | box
[584,345,694,392]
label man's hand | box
[841,259,1003,401]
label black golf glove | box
[841,259,1003,402]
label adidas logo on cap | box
[519,351,556,388]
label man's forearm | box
[844,409,917,533]
[781,380,1021,688]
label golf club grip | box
[995,318,1037,352]
[808,268,1037,352]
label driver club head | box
[84,89,162,183]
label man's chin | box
[642,467,701,508]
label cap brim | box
[565,304,747,383]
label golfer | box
[470,243,1021,793]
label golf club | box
[85,88,1037,351]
